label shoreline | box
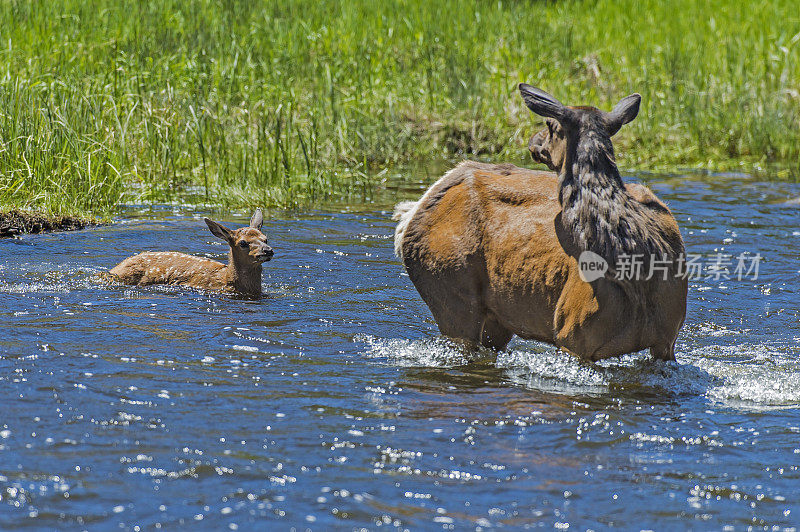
[2,165,798,226]
[0,209,96,238]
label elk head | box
[521,84,641,174]
[204,209,273,267]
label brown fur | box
[395,87,687,361]
[109,210,273,297]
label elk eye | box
[238,241,249,249]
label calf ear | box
[250,208,263,230]
[519,84,568,121]
[606,93,641,135]
[204,218,233,242]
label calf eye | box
[238,241,249,249]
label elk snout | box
[257,246,274,262]
[528,129,553,169]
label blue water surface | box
[1,172,799,529]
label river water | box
[1,171,799,529]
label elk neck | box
[557,130,673,267]
[225,248,263,296]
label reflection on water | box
[1,172,799,528]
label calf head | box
[204,209,273,266]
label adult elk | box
[393,85,687,361]
[109,209,273,297]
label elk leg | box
[480,314,513,351]
[415,286,484,347]
[408,266,485,347]
[434,307,483,348]
[650,340,676,361]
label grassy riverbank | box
[1,0,799,217]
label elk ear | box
[204,218,233,242]
[606,93,641,136]
[249,208,263,230]
[519,84,567,121]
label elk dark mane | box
[558,130,676,267]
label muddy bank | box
[0,209,94,237]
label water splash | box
[357,334,483,367]
[359,334,800,409]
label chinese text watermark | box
[578,251,762,282]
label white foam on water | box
[497,345,610,394]
[231,345,259,353]
[357,334,483,367]
[359,334,800,410]
[684,343,800,410]
[0,265,108,294]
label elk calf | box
[109,209,273,297]
[394,86,687,361]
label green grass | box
[1,0,799,216]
